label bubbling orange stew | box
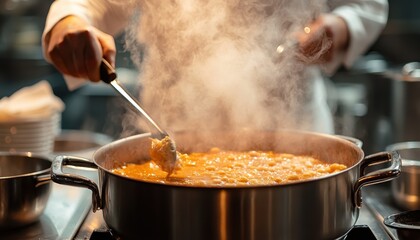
[111,147,347,186]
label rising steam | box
[122,0,328,135]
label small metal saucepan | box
[386,141,420,210]
[0,153,52,228]
[51,130,400,240]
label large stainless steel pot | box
[0,153,51,228]
[51,130,401,240]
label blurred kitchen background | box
[0,0,419,154]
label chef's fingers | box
[44,16,107,82]
[62,27,116,82]
[296,19,333,64]
[93,29,117,82]
[64,30,94,79]
[53,29,102,81]
[296,14,349,65]
[48,43,72,76]
[44,16,83,77]
[96,29,116,68]
[80,28,105,82]
[48,33,80,77]
[299,31,333,64]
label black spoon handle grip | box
[99,58,117,83]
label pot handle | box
[353,151,401,208]
[51,155,102,212]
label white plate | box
[0,146,53,154]
[0,130,56,139]
[0,114,61,129]
[0,141,54,148]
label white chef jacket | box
[42,0,388,134]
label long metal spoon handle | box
[99,58,166,136]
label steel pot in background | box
[386,141,420,210]
[51,130,400,240]
[390,62,420,143]
[0,153,51,228]
[53,130,113,159]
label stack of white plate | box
[0,113,61,155]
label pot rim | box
[386,141,420,153]
[401,160,420,168]
[387,141,420,166]
[0,152,51,180]
[91,130,365,189]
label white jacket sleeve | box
[42,0,134,89]
[42,0,134,62]
[329,0,388,68]
[43,0,132,38]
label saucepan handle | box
[51,155,102,211]
[353,151,401,208]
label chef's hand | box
[296,14,349,64]
[44,15,116,82]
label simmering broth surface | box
[112,147,347,186]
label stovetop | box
[88,225,378,240]
[345,225,378,240]
[363,184,403,240]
